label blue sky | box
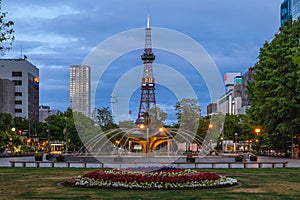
[2,0,282,124]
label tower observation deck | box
[136,15,157,125]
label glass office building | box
[281,0,300,26]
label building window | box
[15,101,22,105]
[15,92,22,96]
[13,80,22,86]
[12,71,22,77]
[15,109,22,113]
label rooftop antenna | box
[147,14,150,28]
[147,0,150,28]
[20,43,23,58]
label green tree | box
[247,19,300,155]
[45,113,65,141]
[118,120,136,128]
[196,116,210,139]
[223,114,240,141]
[0,113,13,131]
[149,106,167,128]
[175,98,201,132]
[238,114,256,141]
[63,108,83,151]
[94,107,118,131]
[0,2,15,54]
[0,130,22,153]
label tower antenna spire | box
[136,10,157,125]
[147,0,150,28]
[147,14,150,28]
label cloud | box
[5,2,81,20]
[1,0,282,114]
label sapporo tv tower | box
[136,15,157,125]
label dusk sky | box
[2,0,282,124]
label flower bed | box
[64,167,238,190]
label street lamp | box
[234,133,238,152]
[139,124,145,129]
[255,128,261,135]
[64,117,68,153]
[254,128,261,153]
[139,124,149,155]
[146,127,149,154]
[10,127,16,153]
[47,122,50,153]
[115,140,120,146]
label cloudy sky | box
[2,0,282,124]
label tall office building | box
[0,59,39,121]
[39,105,60,123]
[0,78,15,116]
[292,0,300,20]
[281,0,292,26]
[70,65,91,117]
[281,0,300,26]
[215,68,255,115]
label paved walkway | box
[1,156,300,168]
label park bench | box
[9,160,104,168]
[172,161,288,169]
[9,160,288,169]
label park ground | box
[0,167,299,199]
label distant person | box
[294,148,299,159]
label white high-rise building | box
[281,0,300,26]
[292,0,300,20]
[0,59,39,121]
[70,65,90,117]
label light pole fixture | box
[255,128,261,135]
[64,117,68,153]
[234,132,238,143]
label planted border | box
[64,168,238,190]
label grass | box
[0,167,299,199]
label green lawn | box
[0,167,299,199]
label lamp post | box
[28,119,31,138]
[254,128,261,153]
[291,132,294,159]
[11,127,16,153]
[146,127,149,154]
[234,132,238,152]
[139,124,149,155]
[64,117,68,153]
[255,128,261,135]
[47,122,50,153]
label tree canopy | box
[175,98,201,132]
[247,19,300,153]
[0,2,14,54]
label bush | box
[56,154,65,161]
[186,154,195,162]
[250,155,257,161]
[34,153,43,161]
[45,153,52,160]
[235,155,244,162]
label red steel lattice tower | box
[136,15,157,125]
